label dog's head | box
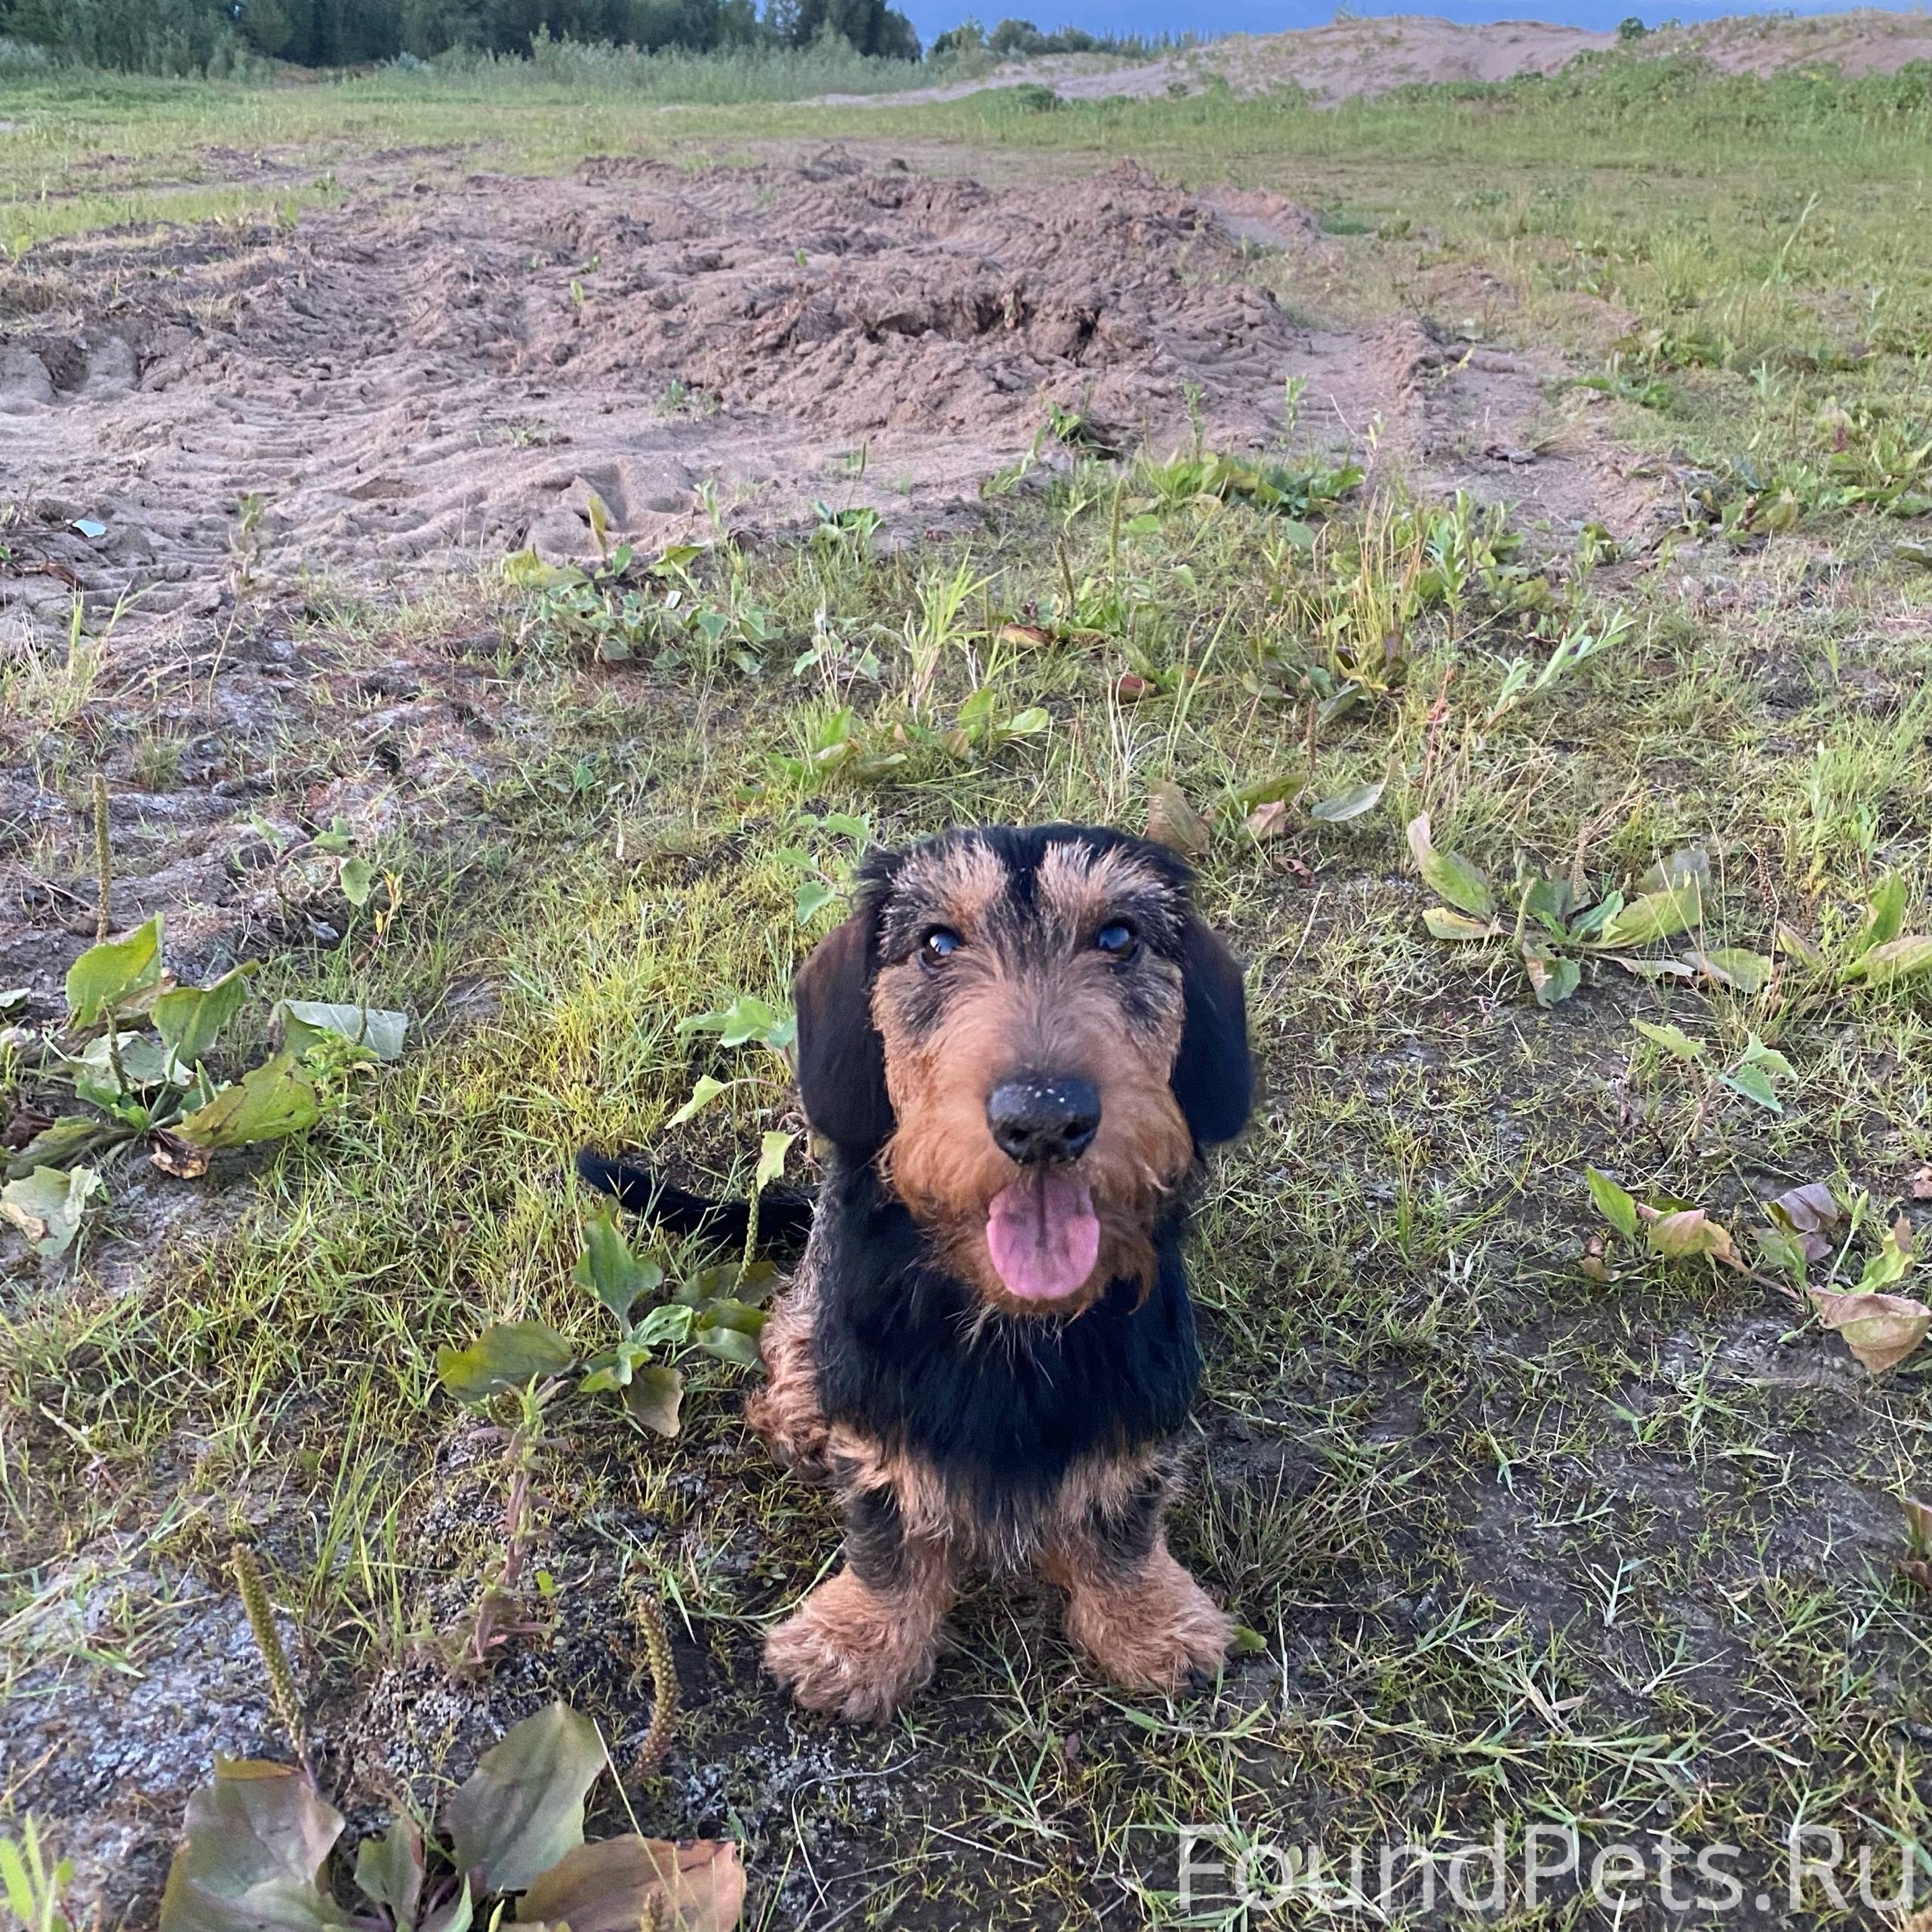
[793,824,1251,1317]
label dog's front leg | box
[1042,1466,1232,1694]
[764,1474,955,1723]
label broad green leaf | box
[677,996,792,1051]
[1721,1062,1783,1113]
[1615,957,1695,983]
[1808,1286,1930,1374]
[1856,1216,1915,1296]
[696,1298,768,1339]
[352,1822,423,1924]
[1776,921,1828,971]
[515,1835,745,1932]
[666,1075,731,1128]
[1756,1223,1810,1290]
[1308,777,1386,823]
[1634,1020,1703,1061]
[158,1758,346,1932]
[156,966,255,1069]
[339,857,377,908]
[1407,815,1494,918]
[65,915,163,1029]
[794,881,837,925]
[443,1703,605,1894]
[1689,948,1773,994]
[75,1030,183,1092]
[1585,1167,1640,1241]
[574,1208,663,1326]
[1848,872,1909,961]
[694,1326,761,1368]
[1422,907,1500,943]
[623,1364,683,1437]
[2,1165,102,1257]
[423,1878,473,1932]
[1853,935,1932,989]
[174,1057,322,1149]
[1524,950,1580,1008]
[436,1322,576,1403]
[1004,706,1050,735]
[273,1000,408,1063]
[5,1115,124,1180]
[1647,1208,1740,1267]
[753,1129,793,1195]
[1595,880,1702,950]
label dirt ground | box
[0,148,1647,1004]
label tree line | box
[0,0,938,72]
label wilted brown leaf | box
[998,623,1053,649]
[1146,781,1211,859]
[517,1836,745,1932]
[1912,1167,1932,1201]
[1245,798,1291,842]
[1640,1204,1743,1270]
[1112,673,1153,703]
[1807,1287,1932,1374]
[1766,1180,1842,1263]
[150,1134,213,1180]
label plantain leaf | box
[1847,872,1909,961]
[1407,815,1493,918]
[1585,1167,1640,1241]
[1634,1020,1703,1061]
[158,1758,347,1932]
[574,1208,663,1327]
[515,1834,745,1932]
[1595,879,1702,950]
[437,1322,576,1403]
[65,915,163,1029]
[1808,1286,1930,1375]
[444,1703,605,1894]
[1423,907,1500,943]
[1,1165,103,1258]
[156,965,256,1071]
[352,1822,424,1924]
[1308,777,1386,823]
[1851,935,1932,989]
[622,1364,683,1438]
[174,1057,322,1149]
[272,1000,408,1063]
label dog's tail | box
[575,1148,815,1257]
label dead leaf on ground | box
[1912,1167,1932,1201]
[1146,781,1211,859]
[1245,798,1291,841]
[150,1134,214,1180]
[1807,1286,1932,1374]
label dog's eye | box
[920,926,963,968]
[1094,921,1138,963]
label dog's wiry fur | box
[588,823,1251,1721]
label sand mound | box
[0,156,1313,599]
[834,8,1932,108]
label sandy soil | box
[823,8,1932,107]
[2,149,1653,1015]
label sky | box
[900,0,1914,52]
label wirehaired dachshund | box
[580,822,1251,1721]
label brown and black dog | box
[581,823,1251,1721]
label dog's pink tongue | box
[986,1171,1101,1302]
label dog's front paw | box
[764,1569,944,1723]
[1060,1547,1232,1694]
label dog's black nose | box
[986,1075,1101,1165]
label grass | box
[5,42,1932,1929]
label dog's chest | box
[808,1169,1200,1521]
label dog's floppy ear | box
[1170,918,1252,1147]
[793,906,894,1158]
